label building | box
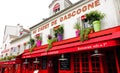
[0,0,120,73]
[0,24,30,73]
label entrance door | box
[52,56,58,73]
[48,56,58,73]
[2,68,5,73]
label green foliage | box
[0,55,17,61]
[57,25,64,35]
[36,36,42,40]
[80,28,91,42]
[86,10,105,24]
[28,38,36,52]
[53,25,64,39]
[53,29,58,38]
[46,38,57,52]
[74,22,81,30]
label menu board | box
[60,54,70,70]
[42,57,47,69]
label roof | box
[9,35,18,39]
[49,0,72,8]
[22,28,30,33]
[10,33,30,43]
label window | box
[73,53,80,73]
[53,3,60,13]
[41,57,47,69]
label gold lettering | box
[67,13,72,19]
[60,17,63,22]
[95,0,100,7]
[77,9,81,14]
[64,15,68,20]
[82,6,87,12]
[72,11,76,16]
[88,2,94,10]
[51,20,57,26]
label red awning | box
[22,39,119,58]
[0,59,22,65]
[22,26,120,58]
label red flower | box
[81,15,86,20]
[35,34,40,37]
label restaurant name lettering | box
[32,0,100,34]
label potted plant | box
[28,38,36,52]
[86,10,105,32]
[35,34,42,47]
[74,22,81,37]
[53,25,64,41]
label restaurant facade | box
[0,0,120,73]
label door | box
[48,56,58,73]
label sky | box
[0,0,79,48]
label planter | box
[57,34,63,41]
[76,30,80,37]
[92,20,101,32]
[36,40,42,47]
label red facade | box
[0,26,120,73]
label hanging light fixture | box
[91,49,104,57]
[33,57,40,64]
[23,59,29,64]
[59,54,67,61]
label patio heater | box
[23,59,29,64]
[59,54,67,61]
[33,58,40,64]
[91,49,104,57]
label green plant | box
[28,38,36,52]
[57,25,64,35]
[86,10,105,24]
[74,22,81,30]
[46,35,57,51]
[80,28,91,42]
[35,34,42,40]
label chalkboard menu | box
[60,54,70,70]
[42,57,47,69]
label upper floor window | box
[53,3,60,13]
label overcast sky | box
[0,0,79,47]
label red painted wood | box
[22,39,119,58]
[99,57,104,73]
[114,49,120,73]
[88,54,92,72]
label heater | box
[59,54,67,61]
[23,59,29,64]
[91,49,104,57]
[33,58,40,64]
